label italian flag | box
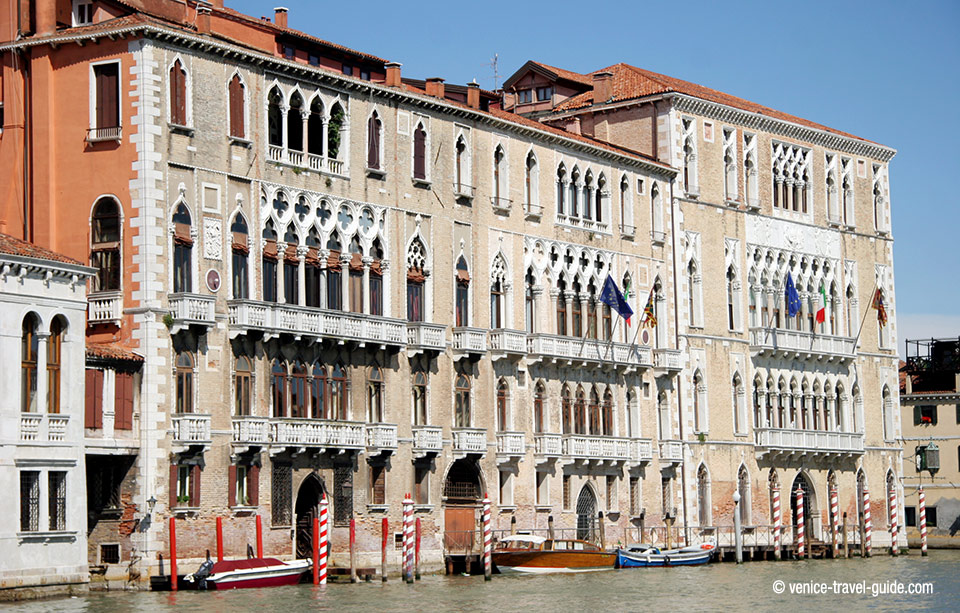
[815,282,827,325]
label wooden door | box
[444,505,476,553]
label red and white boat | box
[185,557,311,590]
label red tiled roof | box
[552,63,876,144]
[86,341,144,363]
[529,61,594,87]
[0,233,82,266]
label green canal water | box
[7,551,959,612]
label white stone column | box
[549,288,560,335]
[340,253,351,312]
[319,249,329,309]
[277,242,287,304]
[36,332,49,415]
[361,256,373,315]
[297,246,308,306]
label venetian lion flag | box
[641,289,657,329]
[815,282,827,325]
[872,288,887,327]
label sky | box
[230,0,960,356]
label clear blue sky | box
[232,0,960,353]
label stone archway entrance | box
[295,473,326,560]
[576,485,597,542]
[790,472,818,541]
[443,459,483,553]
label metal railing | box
[228,300,407,346]
[172,414,212,444]
[749,327,856,360]
[755,427,864,454]
[365,423,398,450]
[86,126,122,142]
[490,196,513,212]
[453,183,476,198]
[524,203,543,217]
[452,327,487,353]
[563,434,631,462]
[271,418,365,448]
[88,292,123,323]
[168,293,216,324]
[452,427,487,454]
[619,223,636,237]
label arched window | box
[231,214,249,299]
[228,74,245,139]
[267,86,283,147]
[586,279,598,340]
[326,232,342,310]
[524,268,536,334]
[726,266,738,330]
[172,203,193,293]
[367,366,384,423]
[687,260,699,327]
[561,384,572,434]
[881,386,893,440]
[21,314,39,413]
[575,385,587,435]
[723,128,737,201]
[693,371,707,432]
[602,388,614,436]
[582,172,593,221]
[170,59,187,126]
[235,356,252,416]
[369,237,384,315]
[619,175,630,231]
[571,278,583,337]
[525,152,539,211]
[406,238,426,322]
[732,374,745,434]
[556,277,569,336]
[262,219,278,302]
[454,135,469,193]
[570,167,580,217]
[651,183,663,236]
[176,351,195,414]
[493,145,505,205]
[657,391,670,439]
[283,225,300,305]
[738,466,751,525]
[697,465,711,526]
[348,235,363,313]
[47,317,64,414]
[652,277,665,347]
[496,378,509,431]
[412,369,428,426]
[330,363,348,420]
[288,92,304,152]
[290,361,307,419]
[626,389,639,437]
[595,174,605,224]
[367,111,382,170]
[533,381,546,433]
[556,165,567,216]
[413,122,427,181]
[311,362,327,419]
[327,102,345,160]
[490,258,506,329]
[835,384,845,432]
[681,118,698,195]
[91,198,121,293]
[307,97,324,156]
[271,359,286,418]
[455,256,470,327]
[454,373,471,427]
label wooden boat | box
[492,535,616,574]
[615,540,716,568]
[184,557,311,589]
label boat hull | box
[616,546,713,568]
[204,559,311,590]
[493,551,616,574]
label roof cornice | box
[0,24,674,176]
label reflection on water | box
[8,550,959,613]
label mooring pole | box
[256,514,264,558]
[313,515,320,585]
[919,485,928,556]
[547,515,555,540]
[734,491,743,564]
[843,512,849,558]
[415,517,422,580]
[350,518,358,583]
[216,516,224,562]
[482,493,492,581]
[598,511,606,550]
[169,517,178,592]
[381,517,389,582]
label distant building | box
[0,234,93,600]
[900,339,960,546]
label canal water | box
[8,551,958,612]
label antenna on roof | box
[490,53,501,91]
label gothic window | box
[267,86,283,147]
[743,133,758,207]
[583,172,593,220]
[490,254,507,329]
[556,277,569,336]
[619,175,630,231]
[841,158,854,226]
[330,363,348,420]
[525,152,539,211]
[723,128,737,201]
[571,278,583,337]
[682,117,698,195]
[588,386,601,435]
[570,167,580,217]
[289,361,307,419]
[413,121,427,181]
[348,235,363,313]
[412,369,428,426]
[658,391,670,439]
[686,260,701,327]
[561,384,572,434]
[556,164,567,216]
[726,266,738,330]
[172,203,193,293]
[651,183,663,236]
[307,97,324,156]
[525,268,536,333]
[367,366,384,423]
[575,385,587,435]
[406,237,426,322]
[845,284,855,337]
[271,359,286,418]
[231,214,249,299]
[454,135,470,193]
[586,279,598,340]
[602,388,614,436]
[287,92,304,152]
[732,374,746,434]
[311,362,327,419]
[328,103,345,160]
[262,220,278,302]
[282,226,299,305]
[493,145,506,204]
[169,59,187,126]
[881,386,893,441]
[369,238,384,316]
[595,173,605,224]
[455,256,470,326]
[175,351,194,414]
[367,111,382,170]
[91,198,121,293]
[454,372,471,428]
[496,378,509,431]
[47,317,63,414]
[235,356,252,416]
[21,314,39,413]
[229,74,245,139]
[693,370,707,433]
[534,381,546,433]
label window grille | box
[20,471,40,532]
[49,472,67,531]
[334,465,353,526]
[272,463,292,526]
[100,544,121,564]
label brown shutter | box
[191,465,201,507]
[263,239,278,259]
[85,369,97,428]
[413,127,426,179]
[96,64,119,130]
[169,464,179,508]
[174,222,193,246]
[115,372,133,430]
[367,117,379,169]
[228,465,237,508]
[229,76,244,138]
[170,63,186,125]
[249,465,260,506]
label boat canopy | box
[499,534,547,544]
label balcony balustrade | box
[268,145,345,176]
[407,322,447,354]
[653,348,683,372]
[749,327,856,362]
[88,292,123,324]
[412,425,443,457]
[172,414,212,450]
[495,431,526,461]
[534,433,563,459]
[658,440,684,463]
[365,423,399,453]
[488,329,527,360]
[270,418,365,450]
[168,293,216,333]
[86,126,122,142]
[630,438,654,464]
[754,427,864,458]
[562,434,631,464]
[527,333,652,369]
[452,427,488,457]
[19,414,42,442]
[452,326,487,358]
[231,416,271,449]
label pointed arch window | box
[455,135,470,194]
[229,74,245,139]
[235,356,252,416]
[455,256,470,326]
[595,174,605,224]
[21,314,39,413]
[47,318,63,414]
[570,168,580,217]
[556,277,569,336]
[271,360,286,418]
[176,351,195,414]
[367,111,382,170]
[586,279,598,340]
[267,86,283,147]
[525,268,536,333]
[328,103,345,160]
[556,165,567,216]
[407,238,426,322]
[91,197,121,293]
[290,361,307,419]
[413,122,427,181]
[412,369,428,426]
[496,378,509,431]
[582,172,593,221]
[368,366,384,423]
[726,266,739,330]
[288,93,304,152]
[330,363,348,420]
[571,279,582,337]
[262,220,278,302]
[602,388,613,436]
[369,238,384,316]
[170,59,187,126]
[493,145,505,205]
[534,381,546,433]
[310,362,327,419]
[455,373,471,428]
[490,277,504,329]
[326,233,343,310]
[525,152,539,211]
[693,371,707,432]
[172,203,193,293]
[619,175,630,231]
[307,97,324,156]
[575,385,587,435]
[561,385,572,434]
[231,214,249,299]
[732,375,746,434]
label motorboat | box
[615,540,716,567]
[184,557,312,589]
[492,534,616,574]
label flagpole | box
[852,278,880,351]
[604,317,621,361]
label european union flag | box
[785,272,801,318]
[600,274,634,324]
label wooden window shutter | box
[85,369,104,429]
[367,116,380,169]
[115,372,133,430]
[96,64,119,130]
[229,76,244,138]
[228,465,237,508]
[191,465,202,507]
[169,464,179,508]
[913,406,921,426]
[171,62,186,125]
[413,127,426,179]
[250,465,260,506]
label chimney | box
[425,77,445,99]
[36,0,57,35]
[385,62,402,88]
[211,0,224,8]
[592,71,613,105]
[274,6,288,28]
[467,80,480,109]
[197,4,212,34]
[565,117,581,136]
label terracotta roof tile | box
[0,233,82,265]
[86,341,144,363]
[528,61,594,87]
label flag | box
[784,272,801,318]
[599,274,634,325]
[622,279,633,327]
[641,289,657,329]
[872,288,887,327]
[815,282,827,324]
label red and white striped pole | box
[403,494,415,583]
[830,484,840,558]
[772,485,781,560]
[889,484,898,556]
[796,487,805,559]
[863,486,872,557]
[318,493,329,585]
[482,492,492,581]
[918,485,928,557]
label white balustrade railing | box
[631,438,654,463]
[452,327,487,352]
[88,292,123,323]
[286,149,304,166]
[527,333,651,367]
[271,419,365,448]
[654,348,683,370]
[563,434,631,461]
[48,415,69,442]
[452,427,487,454]
[267,145,284,162]
[19,414,72,442]
[755,427,864,454]
[366,423,398,450]
[327,158,344,175]
[172,414,212,444]
[86,126,122,142]
[228,300,406,345]
[407,322,447,350]
[749,327,856,360]
[168,293,216,324]
[488,329,527,354]
[658,440,683,461]
[534,433,563,456]
[232,417,270,445]
[496,431,526,456]
[20,414,42,442]
[412,425,443,452]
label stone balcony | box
[228,300,407,349]
[653,348,683,373]
[629,438,654,465]
[488,329,527,361]
[270,418,365,453]
[267,144,346,177]
[19,414,70,443]
[365,423,399,454]
[452,427,487,458]
[658,440,683,463]
[534,433,563,461]
[496,431,526,462]
[231,416,270,452]
[407,322,448,355]
[168,293,216,334]
[754,427,864,458]
[452,326,487,359]
[749,327,856,362]
[562,434,631,464]
[526,333,652,370]
[172,414,212,451]
[412,425,443,458]
[88,291,123,325]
